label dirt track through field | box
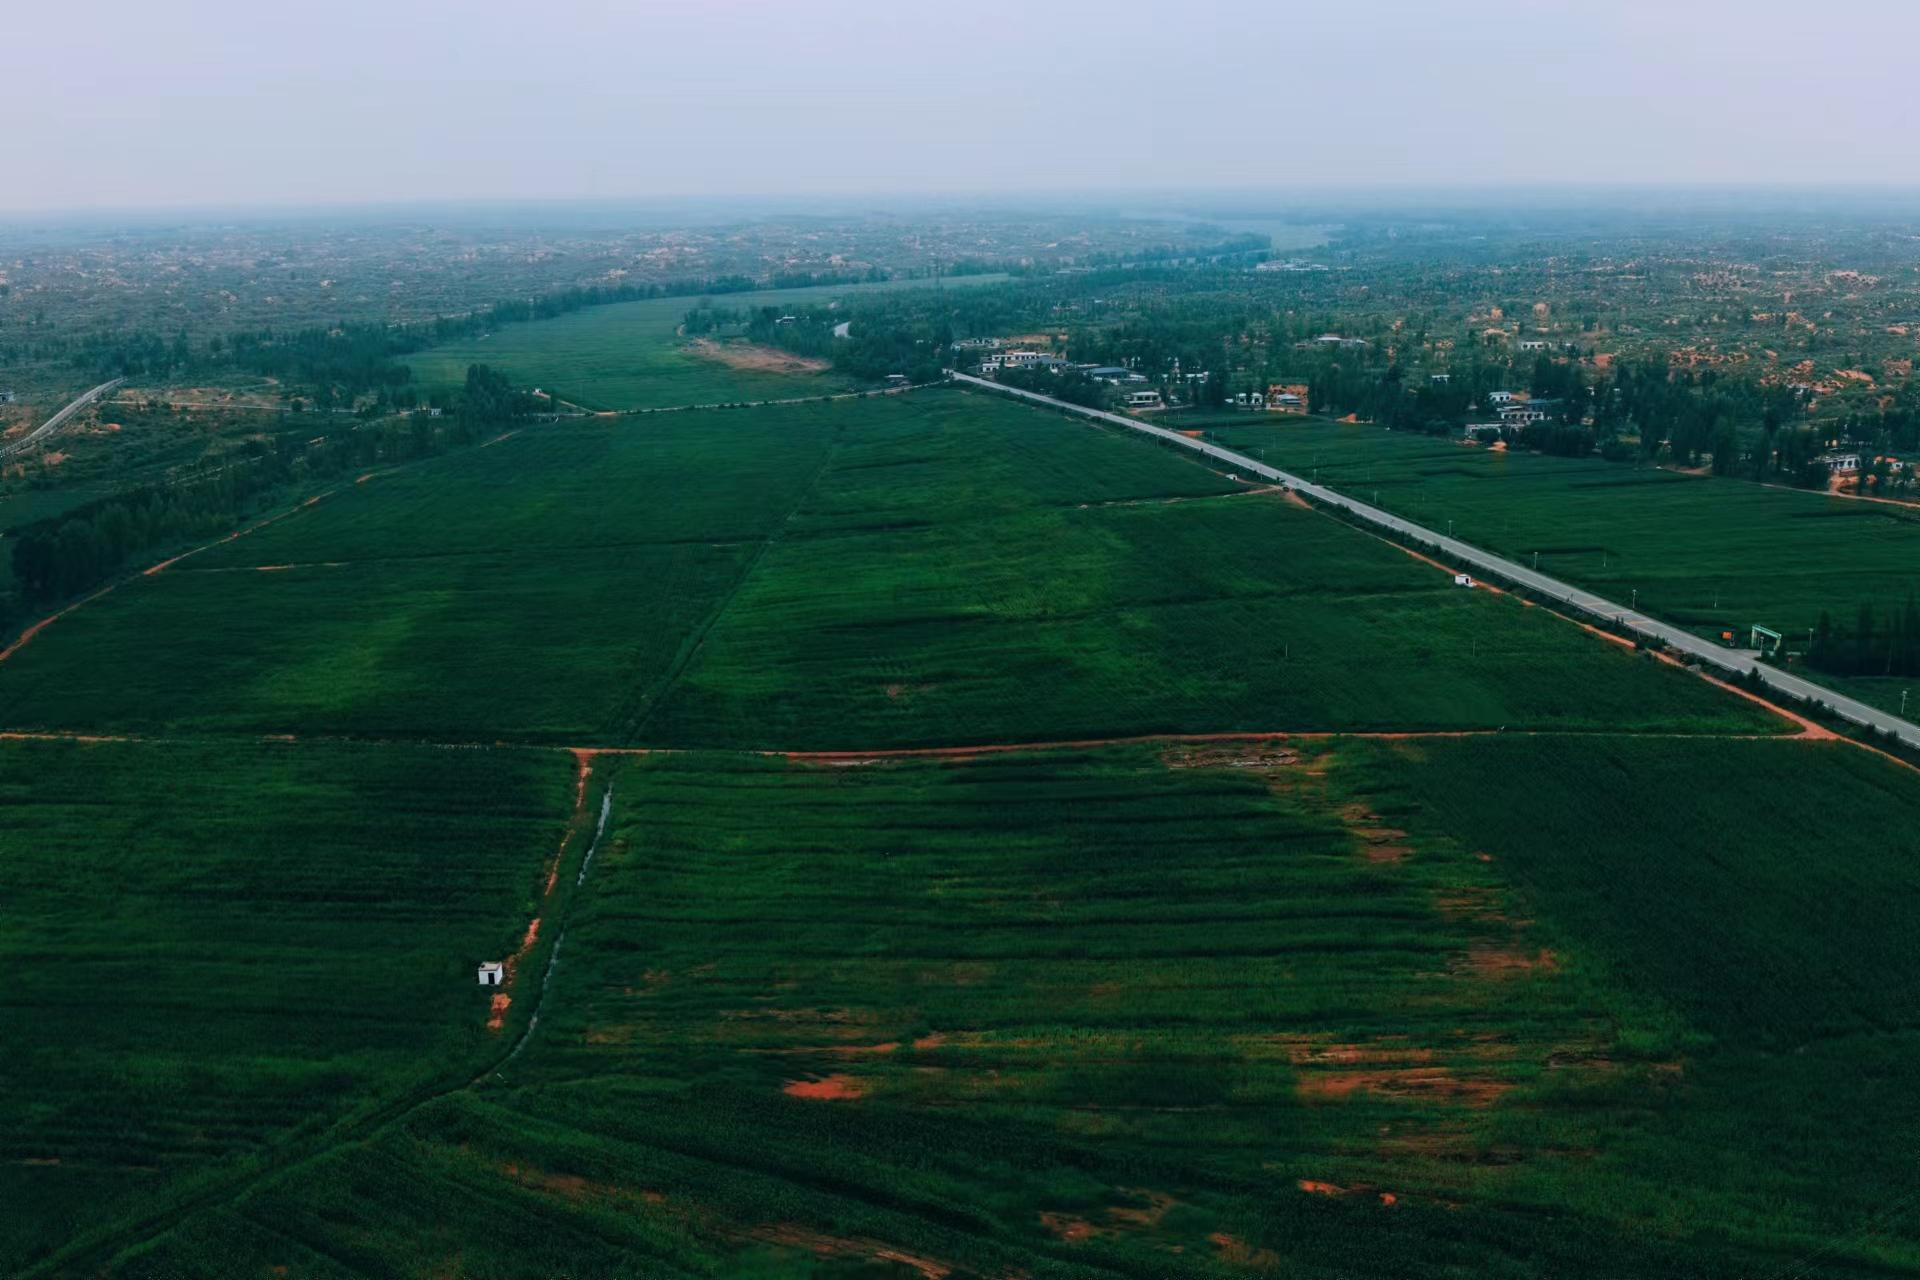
[0,493,336,668]
[21,761,619,1280]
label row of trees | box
[5,365,528,619]
[1808,598,1920,679]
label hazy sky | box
[6,0,1916,212]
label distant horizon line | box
[4,181,1920,226]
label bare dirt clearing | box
[683,340,830,375]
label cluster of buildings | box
[968,343,1155,388]
[1216,383,1311,412]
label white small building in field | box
[1125,389,1164,410]
[477,962,505,986]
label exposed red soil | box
[486,993,511,1031]
[782,1073,866,1100]
[1106,1189,1177,1229]
[0,581,120,665]
[499,1161,667,1205]
[785,729,1506,766]
[684,339,830,375]
[1210,1232,1282,1268]
[1296,1067,1511,1105]
[1040,1212,1097,1242]
[1458,945,1560,977]
[1275,1040,1513,1107]
[569,748,595,809]
[750,1225,950,1279]
[912,1032,947,1050]
[746,1040,902,1057]
[1162,743,1300,770]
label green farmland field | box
[88,739,1920,1279]
[404,275,1008,411]
[0,736,572,1271]
[8,379,1912,1280]
[1194,415,1920,710]
[0,389,1768,743]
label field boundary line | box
[0,490,337,668]
[615,430,844,743]
[0,724,1857,757]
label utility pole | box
[1903,689,1910,717]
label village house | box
[1124,389,1164,410]
[477,962,505,986]
[1498,398,1560,425]
[1267,383,1310,414]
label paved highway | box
[0,378,126,459]
[951,372,1920,751]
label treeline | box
[1809,597,1920,678]
[60,267,905,402]
[743,300,949,383]
[5,365,529,621]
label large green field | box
[75,737,1920,1279]
[404,276,1008,411]
[9,381,1913,1280]
[1191,415,1920,710]
[0,736,574,1271]
[0,389,1767,743]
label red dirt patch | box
[684,339,830,375]
[1041,1211,1097,1242]
[751,1225,950,1279]
[782,1073,866,1101]
[1106,1189,1177,1230]
[1210,1231,1282,1268]
[1296,1065,1511,1106]
[486,993,511,1031]
[1162,743,1300,771]
[1458,945,1560,977]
